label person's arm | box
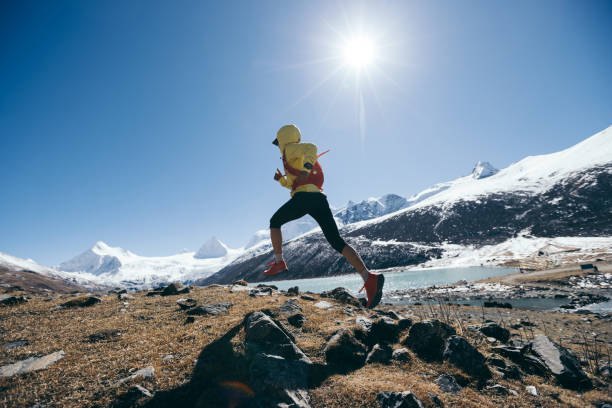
[274,168,292,190]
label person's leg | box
[307,194,368,282]
[308,193,384,308]
[269,194,308,262]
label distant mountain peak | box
[472,161,498,179]
[194,237,228,259]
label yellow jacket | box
[275,125,321,196]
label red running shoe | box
[264,260,288,276]
[359,272,385,309]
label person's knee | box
[331,238,347,254]
[269,216,282,229]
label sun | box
[343,35,376,69]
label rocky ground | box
[1,280,611,408]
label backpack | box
[282,150,329,192]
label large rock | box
[186,302,233,316]
[60,296,101,308]
[403,320,456,361]
[366,343,393,364]
[243,312,313,407]
[244,312,310,363]
[355,316,399,346]
[324,328,367,369]
[249,353,311,408]
[320,287,361,306]
[524,335,592,390]
[479,322,510,343]
[376,391,425,408]
[0,350,65,377]
[442,336,491,379]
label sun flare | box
[343,35,376,69]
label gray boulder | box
[524,335,592,390]
[287,313,306,328]
[479,322,510,343]
[186,302,233,316]
[435,374,462,394]
[176,298,197,310]
[280,299,302,315]
[366,343,393,364]
[244,312,310,363]
[403,320,456,361]
[60,296,101,308]
[249,353,311,408]
[0,350,65,377]
[442,336,491,379]
[376,391,425,408]
[391,348,412,363]
[324,328,367,368]
[321,287,360,306]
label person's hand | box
[274,168,283,181]
[295,170,309,183]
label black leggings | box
[270,192,347,253]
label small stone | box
[184,316,195,324]
[176,298,197,310]
[118,293,134,300]
[233,279,248,286]
[486,384,508,395]
[279,299,301,315]
[3,340,28,350]
[87,330,121,343]
[525,385,537,396]
[162,354,174,361]
[300,294,316,301]
[115,366,155,386]
[377,391,425,408]
[366,343,393,364]
[60,296,101,308]
[186,302,233,316]
[391,348,411,363]
[287,286,299,295]
[314,301,333,310]
[287,313,306,328]
[435,374,462,394]
[129,384,152,397]
[480,322,510,343]
[0,350,65,377]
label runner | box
[264,124,384,309]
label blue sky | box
[1,1,611,266]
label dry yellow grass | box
[0,286,610,407]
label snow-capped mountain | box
[205,125,612,284]
[334,194,408,224]
[58,240,243,289]
[472,161,498,179]
[194,237,228,259]
[0,251,105,292]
